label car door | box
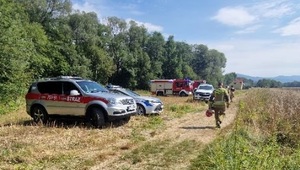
[38,81,63,115]
[60,81,85,116]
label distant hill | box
[236,73,300,83]
[236,74,262,82]
[273,75,300,83]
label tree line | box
[1,0,231,106]
[255,79,300,88]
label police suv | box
[25,76,136,127]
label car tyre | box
[157,91,164,96]
[123,116,131,123]
[136,104,146,115]
[179,92,187,97]
[31,105,49,124]
[89,108,105,128]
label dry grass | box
[0,93,211,170]
[238,88,300,143]
[189,88,300,170]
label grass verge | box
[189,88,300,169]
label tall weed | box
[190,88,300,169]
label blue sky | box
[71,0,300,77]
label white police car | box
[107,85,163,115]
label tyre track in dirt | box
[154,100,238,144]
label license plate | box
[127,105,134,111]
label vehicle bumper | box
[193,95,210,101]
[145,104,164,114]
[107,112,134,121]
[106,104,136,117]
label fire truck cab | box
[150,79,193,96]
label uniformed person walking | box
[229,85,235,102]
[209,82,230,128]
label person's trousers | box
[214,108,225,127]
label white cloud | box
[121,4,144,15]
[235,25,262,34]
[275,17,300,36]
[251,0,293,18]
[212,0,297,30]
[126,18,163,32]
[212,7,256,27]
[73,2,98,14]
[211,44,235,52]
[208,39,300,77]
[72,1,108,20]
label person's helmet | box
[206,109,215,117]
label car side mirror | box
[70,90,80,96]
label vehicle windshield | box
[123,89,140,97]
[199,85,213,90]
[77,81,109,93]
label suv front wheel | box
[88,108,105,128]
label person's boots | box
[216,121,221,128]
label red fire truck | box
[192,80,206,92]
[150,79,194,96]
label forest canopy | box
[1,0,229,108]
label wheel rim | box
[33,108,44,122]
[91,113,98,125]
[137,105,145,115]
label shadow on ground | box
[1,117,130,129]
[180,126,216,130]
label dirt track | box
[93,98,239,170]
[153,102,238,144]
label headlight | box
[150,100,161,103]
[107,98,121,105]
[143,100,155,103]
[143,99,161,104]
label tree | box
[68,12,114,82]
[16,0,72,27]
[126,20,151,89]
[283,81,300,87]
[0,0,35,101]
[43,15,88,78]
[224,72,237,86]
[191,44,226,86]
[175,42,197,79]
[256,79,282,88]
[106,17,130,86]
[145,32,165,79]
[242,78,254,89]
[162,36,181,78]
[191,44,209,77]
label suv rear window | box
[37,82,62,94]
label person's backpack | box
[212,88,226,109]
